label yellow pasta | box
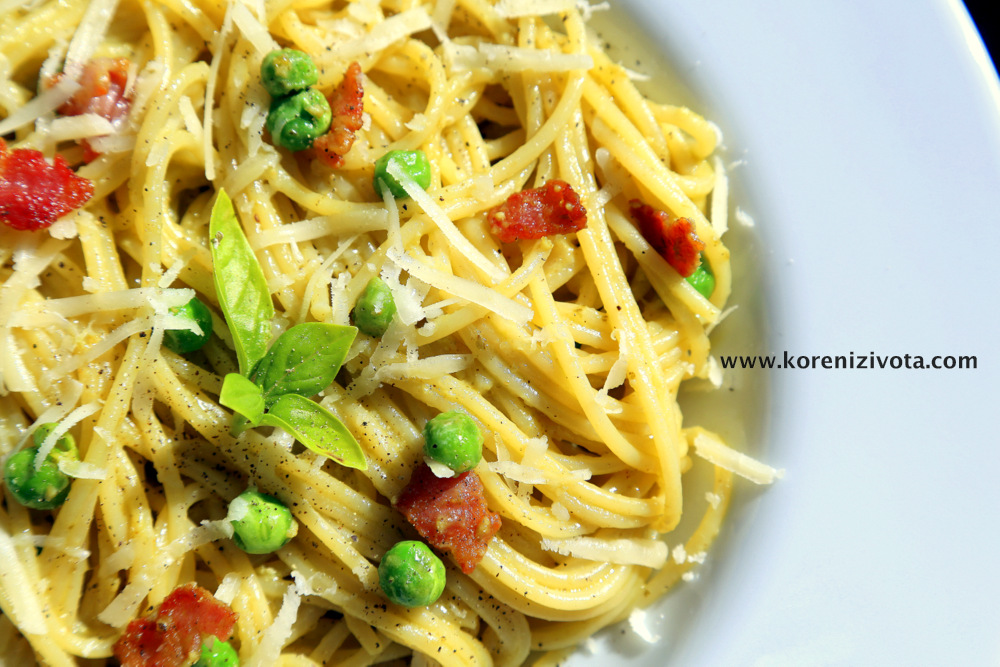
[0,0,774,664]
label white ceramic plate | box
[572,1,1000,665]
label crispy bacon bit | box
[0,139,93,231]
[313,61,364,168]
[50,58,133,162]
[629,199,704,277]
[396,463,501,574]
[113,583,237,667]
[487,179,587,243]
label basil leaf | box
[253,322,357,402]
[219,373,265,426]
[260,394,366,469]
[209,190,275,375]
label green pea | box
[685,255,715,299]
[260,48,318,98]
[373,150,431,199]
[266,89,332,152]
[33,423,78,455]
[163,297,214,354]
[3,424,79,509]
[227,488,298,554]
[423,411,482,474]
[351,276,396,338]
[378,541,446,607]
[193,636,239,667]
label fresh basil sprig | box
[210,190,275,375]
[259,393,365,469]
[253,323,356,402]
[209,190,366,470]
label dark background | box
[964,1,998,74]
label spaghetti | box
[0,0,776,664]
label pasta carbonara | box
[0,0,778,664]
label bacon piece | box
[628,199,704,277]
[49,58,132,162]
[113,583,237,667]
[313,61,364,168]
[487,179,587,243]
[0,139,93,231]
[396,463,502,574]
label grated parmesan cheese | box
[86,132,135,155]
[100,540,136,576]
[33,402,99,471]
[47,209,83,240]
[692,431,784,484]
[13,534,90,561]
[0,77,79,136]
[550,502,571,522]
[98,521,234,627]
[16,381,84,451]
[63,0,120,76]
[621,65,651,82]
[705,304,738,336]
[47,114,114,142]
[0,0,119,134]
[494,0,575,17]
[203,2,234,181]
[431,0,456,36]
[405,112,429,132]
[245,584,302,667]
[520,436,548,469]
[213,573,242,606]
[575,0,609,20]
[734,206,755,228]
[425,457,456,478]
[57,458,106,480]
[671,544,686,565]
[706,355,723,388]
[386,246,532,325]
[627,607,660,644]
[257,211,389,247]
[231,2,278,55]
[488,460,590,485]
[374,354,470,383]
[329,272,353,325]
[710,155,729,236]
[380,264,430,326]
[290,569,338,599]
[446,42,593,74]
[226,492,252,524]
[11,287,193,325]
[540,536,667,568]
[177,96,203,140]
[386,161,505,283]
[596,329,629,409]
[325,8,432,61]
[0,524,47,635]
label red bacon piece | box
[487,179,587,243]
[629,199,704,277]
[314,61,364,168]
[396,463,502,574]
[113,584,237,667]
[0,139,93,231]
[51,58,132,162]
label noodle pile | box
[0,0,771,664]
